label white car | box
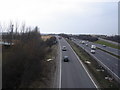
[102,45,106,47]
[86,44,88,46]
[91,50,95,54]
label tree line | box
[59,34,98,42]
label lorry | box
[81,41,85,44]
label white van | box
[91,45,96,50]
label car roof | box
[64,56,68,58]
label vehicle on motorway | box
[91,45,96,50]
[81,41,85,44]
[59,36,62,39]
[91,50,95,54]
[62,46,67,51]
[86,44,88,46]
[102,45,106,47]
[63,56,69,62]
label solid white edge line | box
[64,39,98,88]
[59,39,62,88]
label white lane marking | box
[59,39,62,88]
[64,39,98,88]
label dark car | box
[63,56,69,62]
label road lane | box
[76,39,120,56]
[59,37,97,88]
[89,41,120,56]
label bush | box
[46,37,57,47]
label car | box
[86,44,88,46]
[59,36,62,39]
[91,50,95,54]
[63,56,69,62]
[62,46,67,51]
[102,45,106,47]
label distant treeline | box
[103,35,120,43]
[2,24,57,88]
[59,34,98,42]
[59,34,70,39]
[77,35,98,42]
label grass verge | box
[94,40,120,50]
[97,47,120,59]
[66,39,119,89]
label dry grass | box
[41,35,52,41]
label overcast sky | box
[0,0,119,35]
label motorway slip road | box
[58,37,98,88]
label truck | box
[81,41,85,44]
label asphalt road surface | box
[89,41,120,56]
[58,37,97,88]
[73,39,120,56]
[72,39,120,81]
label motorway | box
[89,41,120,56]
[72,39,120,81]
[58,37,97,88]
[73,39,120,56]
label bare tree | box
[21,22,26,34]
